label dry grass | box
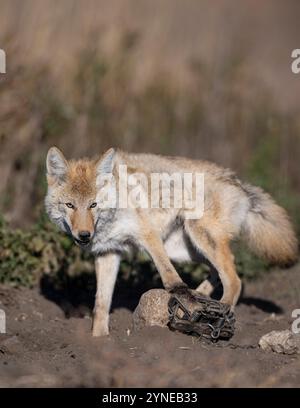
[0,0,300,230]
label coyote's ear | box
[46,147,68,183]
[96,148,115,175]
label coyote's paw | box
[167,282,189,294]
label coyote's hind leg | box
[196,268,221,297]
[185,219,241,307]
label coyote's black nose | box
[78,231,91,242]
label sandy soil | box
[0,265,299,388]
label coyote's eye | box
[90,202,97,209]
[65,202,75,209]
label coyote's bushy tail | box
[242,184,299,266]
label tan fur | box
[65,160,97,198]
[242,185,298,265]
[45,147,299,337]
[64,160,98,235]
[69,208,94,236]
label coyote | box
[45,147,298,336]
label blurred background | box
[0,0,300,287]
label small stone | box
[133,289,171,330]
[259,330,300,355]
[0,335,20,354]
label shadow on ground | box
[39,262,284,319]
[40,265,161,318]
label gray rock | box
[0,335,21,354]
[133,289,171,330]
[259,330,300,354]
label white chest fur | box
[164,228,194,263]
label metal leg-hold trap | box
[168,289,235,341]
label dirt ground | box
[0,265,299,388]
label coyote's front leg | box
[139,227,186,292]
[92,253,120,337]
